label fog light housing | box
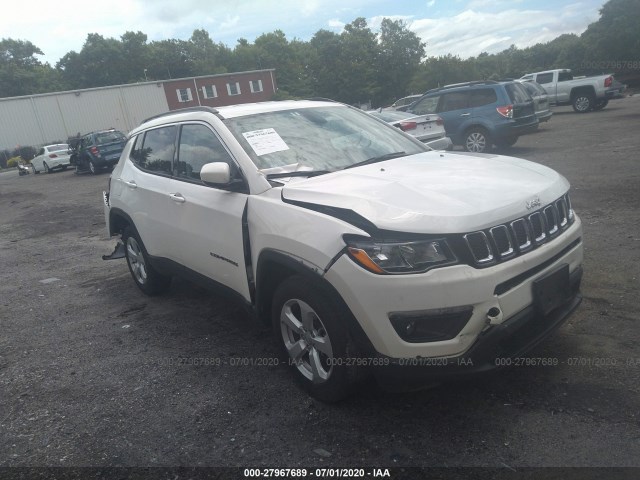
[389,306,473,343]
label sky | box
[3,0,606,66]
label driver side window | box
[176,124,236,182]
[411,96,439,115]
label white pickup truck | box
[520,69,624,113]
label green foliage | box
[1,0,638,104]
[7,156,21,168]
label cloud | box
[409,4,600,58]
[327,19,346,31]
[427,0,435,6]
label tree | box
[0,39,46,97]
[376,19,426,105]
[581,0,640,73]
[335,18,380,104]
[188,29,229,76]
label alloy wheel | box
[280,298,334,384]
[466,132,487,153]
[126,237,148,285]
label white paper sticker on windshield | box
[242,128,289,156]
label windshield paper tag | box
[242,128,289,156]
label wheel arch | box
[108,207,135,237]
[254,249,376,356]
[570,86,595,100]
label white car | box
[104,100,583,401]
[31,144,71,173]
[367,109,451,150]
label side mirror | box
[200,162,231,185]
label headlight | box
[344,235,457,274]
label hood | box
[281,151,569,234]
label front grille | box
[463,194,574,267]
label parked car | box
[519,69,624,112]
[31,144,71,174]
[104,100,583,402]
[405,80,538,153]
[518,80,553,123]
[70,129,127,174]
[389,94,423,111]
[367,109,451,149]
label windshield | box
[223,105,426,172]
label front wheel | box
[572,93,594,112]
[123,227,171,295]
[464,128,491,153]
[32,164,39,174]
[272,275,362,402]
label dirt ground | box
[1,96,639,474]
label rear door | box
[118,125,177,259]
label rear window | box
[48,144,68,152]
[505,83,531,104]
[95,131,126,145]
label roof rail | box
[141,106,220,124]
[439,80,500,90]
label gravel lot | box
[1,97,639,473]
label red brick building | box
[163,69,277,111]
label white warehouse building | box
[0,69,276,151]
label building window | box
[202,85,217,99]
[249,79,263,93]
[227,82,241,96]
[177,88,193,103]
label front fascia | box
[323,217,583,359]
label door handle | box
[169,193,186,203]
[460,113,471,117]
[123,180,137,188]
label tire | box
[122,226,171,296]
[89,160,97,174]
[32,164,39,174]
[593,99,608,111]
[572,92,594,113]
[272,275,362,402]
[464,128,491,153]
[44,162,50,174]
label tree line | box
[1,0,638,165]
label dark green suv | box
[70,129,127,174]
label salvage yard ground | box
[0,96,639,469]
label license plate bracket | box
[533,264,570,316]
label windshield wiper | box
[266,170,331,179]
[342,151,406,170]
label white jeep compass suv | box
[103,100,583,401]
